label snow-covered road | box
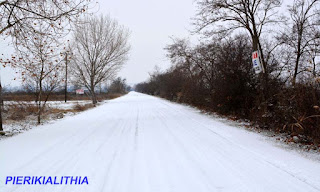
[1,92,320,192]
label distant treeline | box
[3,77,130,102]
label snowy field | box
[0,92,320,192]
[4,100,93,110]
[1,100,95,137]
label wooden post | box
[65,52,68,103]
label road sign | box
[252,51,263,74]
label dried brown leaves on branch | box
[0,0,93,38]
[10,21,64,124]
[0,0,95,125]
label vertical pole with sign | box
[252,50,264,74]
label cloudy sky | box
[0,0,198,88]
[98,0,198,86]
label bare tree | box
[166,35,255,108]
[108,77,128,94]
[0,0,92,131]
[0,0,91,36]
[278,0,320,86]
[307,38,320,78]
[166,38,219,97]
[8,22,64,124]
[71,15,130,105]
[194,0,282,74]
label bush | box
[136,35,320,143]
[73,103,94,112]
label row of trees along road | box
[0,1,130,127]
[136,0,320,143]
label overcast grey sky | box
[0,0,198,88]
[98,0,198,85]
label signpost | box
[252,51,263,74]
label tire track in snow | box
[99,105,136,192]
[1,92,320,192]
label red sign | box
[252,52,258,59]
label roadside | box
[203,111,320,161]
[156,96,320,157]
[0,93,125,140]
[204,111,320,156]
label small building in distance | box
[76,89,85,95]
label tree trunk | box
[0,82,3,132]
[292,53,301,87]
[252,35,268,88]
[37,81,42,124]
[252,34,269,124]
[313,57,316,78]
[91,85,97,105]
[92,92,97,105]
[252,35,259,51]
[293,30,303,87]
[65,52,68,103]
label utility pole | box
[65,52,68,103]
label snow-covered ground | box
[5,100,93,110]
[0,92,320,192]
[1,100,94,137]
[45,100,93,110]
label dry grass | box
[104,93,124,100]
[72,103,95,112]
[4,101,95,123]
[3,93,125,101]
[4,102,38,121]
[3,92,125,124]
[3,94,94,101]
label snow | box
[5,100,92,110]
[45,101,93,110]
[0,92,320,192]
[1,100,94,138]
